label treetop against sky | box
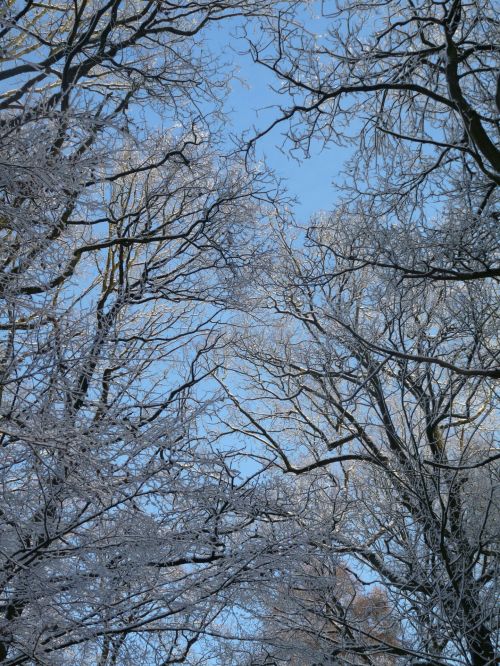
[0,1,498,665]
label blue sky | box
[207,17,352,221]
[226,63,346,220]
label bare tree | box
[218,210,499,665]
[221,2,500,661]
[0,2,302,664]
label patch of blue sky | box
[204,17,351,221]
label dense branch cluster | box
[0,1,498,665]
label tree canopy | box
[0,1,498,665]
